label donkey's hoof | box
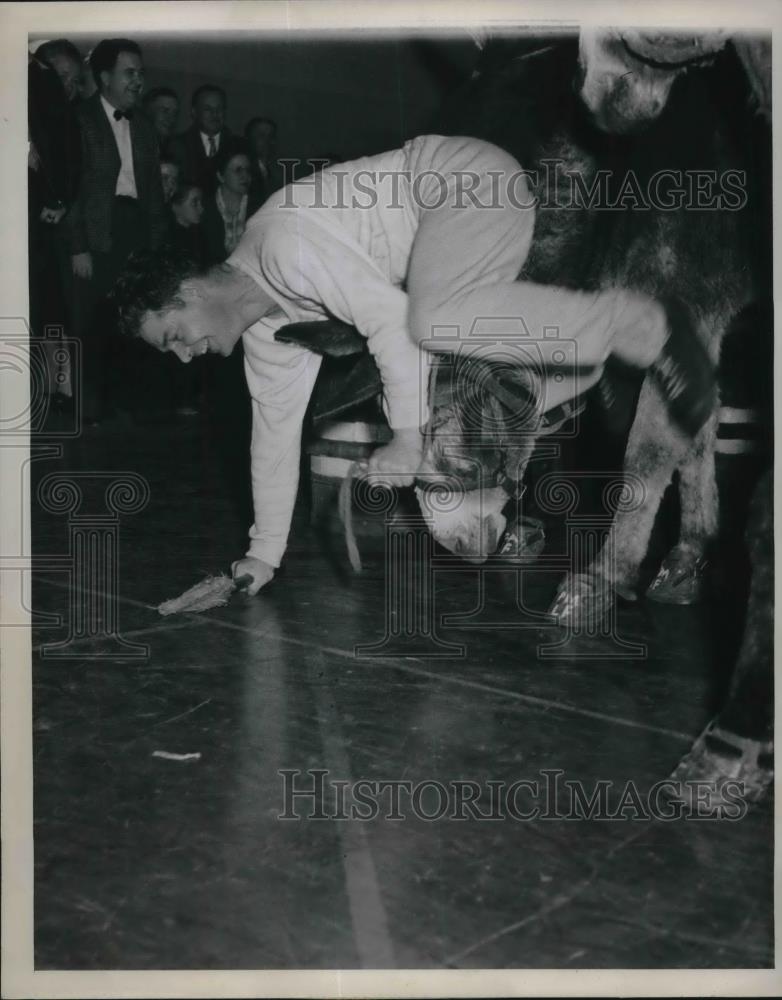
[647,549,707,605]
[667,720,773,806]
[549,573,615,630]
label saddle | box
[275,317,584,441]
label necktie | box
[113,108,133,121]
[208,136,217,157]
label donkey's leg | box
[646,409,719,604]
[549,376,691,628]
[646,308,724,604]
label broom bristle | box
[158,573,237,616]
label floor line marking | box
[309,649,396,969]
[31,617,210,654]
[444,824,649,966]
[198,615,696,744]
[32,575,696,743]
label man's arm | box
[259,220,427,432]
[242,324,323,570]
[66,109,90,257]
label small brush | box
[157,573,254,616]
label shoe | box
[651,298,717,437]
[548,572,615,631]
[646,547,708,605]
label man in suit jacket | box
[169,85,233,195]
[244,116,288,205]
[28,43,82,404]
[141,86,180,158]
[68,37,167,420]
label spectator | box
[142,86,179,155]
[202,141,261,263]
[78,50,98,100]
[36,38,83,103]
[169,84,232,195]
[28,44,82,406]
[67,37,167,421]
[168,182,206,265]
[160,157,180,203]
[244,116,286,202]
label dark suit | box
[248,157,287,206]
[28,57,81,350]
[28,57,81,216]
[68,93,167,255]
[168,126,233,194]
[67,93,167,419]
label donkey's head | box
[577,28,728,133]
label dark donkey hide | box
[433,34,771,612]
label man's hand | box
[365,427,423,488]
[72,252,93,280]
[231,556,275,596]
[40,205,66,225]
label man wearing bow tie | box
[68,38,167,421]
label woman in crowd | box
[202,141,262,265]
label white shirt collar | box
[100,94,124,124]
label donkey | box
[550,29,773,624]
[434,29,771,627]
[573,29,772,800]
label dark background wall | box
[33,32,480,162]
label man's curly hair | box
[109,247,204,339]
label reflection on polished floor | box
[31,416,772,970]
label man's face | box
[101,50,144,111]
[138,282,239,363]
[194,91,225,136]
[149,95,179,138]
[49,54,81,102]
[248,121,275,161]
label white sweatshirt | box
[227,138,436,569]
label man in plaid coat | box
[68,37,167,421]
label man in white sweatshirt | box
[112,134,715,595]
